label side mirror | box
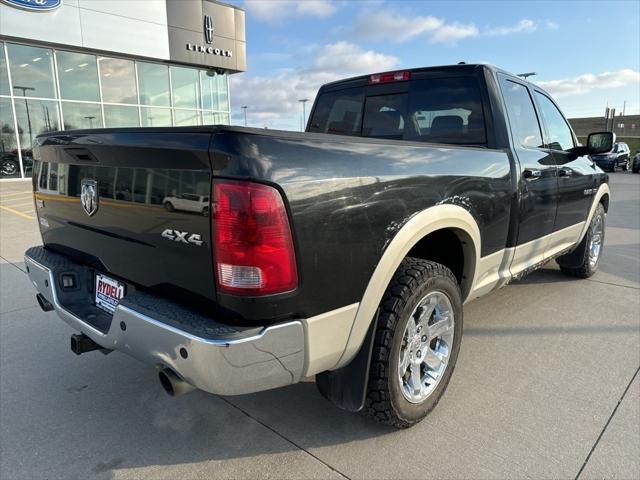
[587,131,615,155]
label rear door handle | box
[523,168,542,180]
[558,167,572,177]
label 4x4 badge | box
[80,179,99,216]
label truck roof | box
[319,63,533,91]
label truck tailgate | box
[33,129,216,303]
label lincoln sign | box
[186,42,233,58]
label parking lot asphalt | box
[1,173,638,480]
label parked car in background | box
[0,152,33,177]
[163,193,210,215]
[591,142,630,172]
[632,151,640,173]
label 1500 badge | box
[161,229,203,246]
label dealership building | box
[0,0,246,180]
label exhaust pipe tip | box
[159,368,195,397]
[36,293,54,312]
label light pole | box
[241,105,248,127]
[84,116,96,128]
[517,72,536,80]
[13,85,35,149]
[298,99,309,131]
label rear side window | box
[308,89,364,136]
[309,76,487,145]
[404,77,486,144]
[500,80,543,149]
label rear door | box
[533,90,595,252]
[498,75,558,273]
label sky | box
[228,0,640,131]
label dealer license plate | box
[95,273,125,314]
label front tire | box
[363,258,463,428]
[622,161,628,171]
[164,202,175,212]
[557,203,605,278]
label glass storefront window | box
[104,105,140,127]
[61,102,103,130]
[0,43,10,96]
[6,44,57,99]
[0,97,20,178]
[99,57,137,104]
[202,111,230,125]
[174,109,201,126]
[13,98,60,175]
[1,43,232,181]
[56,51,100,101]
[137,62,170,107]
[217,74,229,112]
[140,106,172,127]
[201,71,220,110]
[171,66,200,109]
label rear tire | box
[363,257,463,428]
[557,203,605,278]
[164,202,175,212]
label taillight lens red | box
[369,71,411,84]
[212,180,298,296]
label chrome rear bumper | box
[24,246,304,395]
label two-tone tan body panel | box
[303,183,610,376]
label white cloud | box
[545,20,559,30]
[229,42,399,129]
[297,0,336,17]
[352,11,443,42]
[429,23,479,44]
[536,69,640,98]
[485,19,536,36]
[243,0,336,22]
[351,11,554,45]
[352,9,476,44]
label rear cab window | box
[309,75,487,146]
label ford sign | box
[1,0,62,11]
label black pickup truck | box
[26,64,613,428]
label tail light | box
[212,180,298,296]
[368,71,411,84]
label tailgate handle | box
[65,148,98,162]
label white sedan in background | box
[162,194,209,216]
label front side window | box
[56,51,100,101]
[534,91,574,151]
[501,80,543,149]
[6,44,57,98]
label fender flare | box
[577,183,610,243]
[334,204,481,369]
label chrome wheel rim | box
[398,291,455,404]
[1,160,17,176]
[589,214,604,268]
